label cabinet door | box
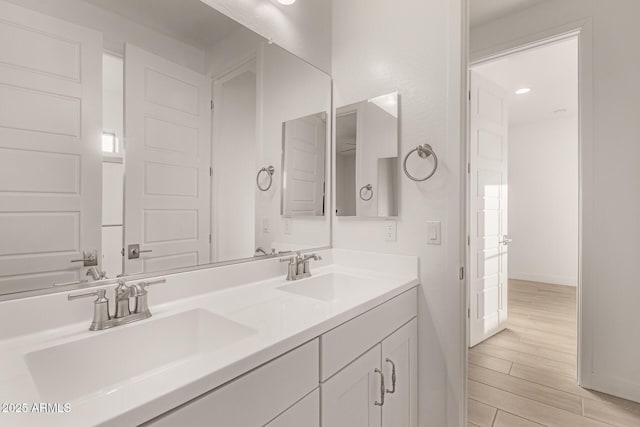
[321,345,382,427]
[381,319,418,427]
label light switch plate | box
[427,221,441,245]
[384,220,397,242]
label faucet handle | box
[68,288,108,302]
[279,256,296,264]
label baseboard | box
[508,272,577,287]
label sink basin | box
[277,272,378,301]
[24,309,255,402]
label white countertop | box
[0,250,418,426]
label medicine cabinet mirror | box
[335,92,399,217]
[0,0,331,297]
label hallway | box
[468,280,640,426]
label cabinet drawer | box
[320,287,416,381]
[266,388,320,427]
[147,339,319,426]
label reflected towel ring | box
[359,184,373,201]
[403,143,438,182]
[256,165,275,191]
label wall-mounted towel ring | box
[256,165,275,191]
[359,184,373,201]
[403,143,438,182]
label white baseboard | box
[508,272,577,287]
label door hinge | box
[468,90,471,101]
[468,163,471,173]
[467,307,470,318]
[210,99,214,110]
[209,234,212,244]
[120,248,125,257]
[459,266,465,280]
[210,167,213,177]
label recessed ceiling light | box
[515,87,531,95]
[278,0,296,4]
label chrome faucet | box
[280,252,322,280]
[68,278,165,331]
[85,267,107,281]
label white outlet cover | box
[262,218,270,234]
[384,220,397,242]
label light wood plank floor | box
[468,279,640,427]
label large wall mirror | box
[0,0,331,297]
[335,93,399,217]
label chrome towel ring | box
[256,165,275,191]
[403,143,438,182]
[359,184,373,201]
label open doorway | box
[466,36,587,425]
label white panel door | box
[321,344,382,427]
[469,71,509,347]
[282,113,326,216]
[381,319,418,427]
[0,1,102,293]
[124,44,211,274]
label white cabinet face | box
[382,319,418,427]
[266,389,320,427]
[321,345,383,427]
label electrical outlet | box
[284,218,292,235]
[384,220,397,242]
[262,218,270,234]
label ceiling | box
[85,0,240,49]
[470,0,548,27]
[472,37,578,126]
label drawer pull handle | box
[385,358,397,394]
[374,368,385,406]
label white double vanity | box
[0,250,418,426]
[0,0,428,425]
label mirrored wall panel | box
[0,0,331,296]
[335,93,399,217]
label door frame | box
[463,18,594,425]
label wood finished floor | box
[468,279,640,427]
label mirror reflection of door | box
[335,92,399,218]
[281,112,327,217]
[0,4,102,293]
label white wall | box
[201,0,332,74]
[332,0,465,426]
[508,115,579,286]
[256,43,332,252]
[471,0,640,403]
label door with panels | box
[0,1,102,293]
[469,70,510,346]
[124,44,211,275]
[281,113,327,216]
[321,319,417,427]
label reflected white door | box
[0,1,102,293]
[469,71,509,347]
[282,114,326,216]
[124,44,211,275]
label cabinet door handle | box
[374,368,385,406]
[385,358,397,394]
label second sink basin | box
[276,272,378,301]
[24,309,255,402]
